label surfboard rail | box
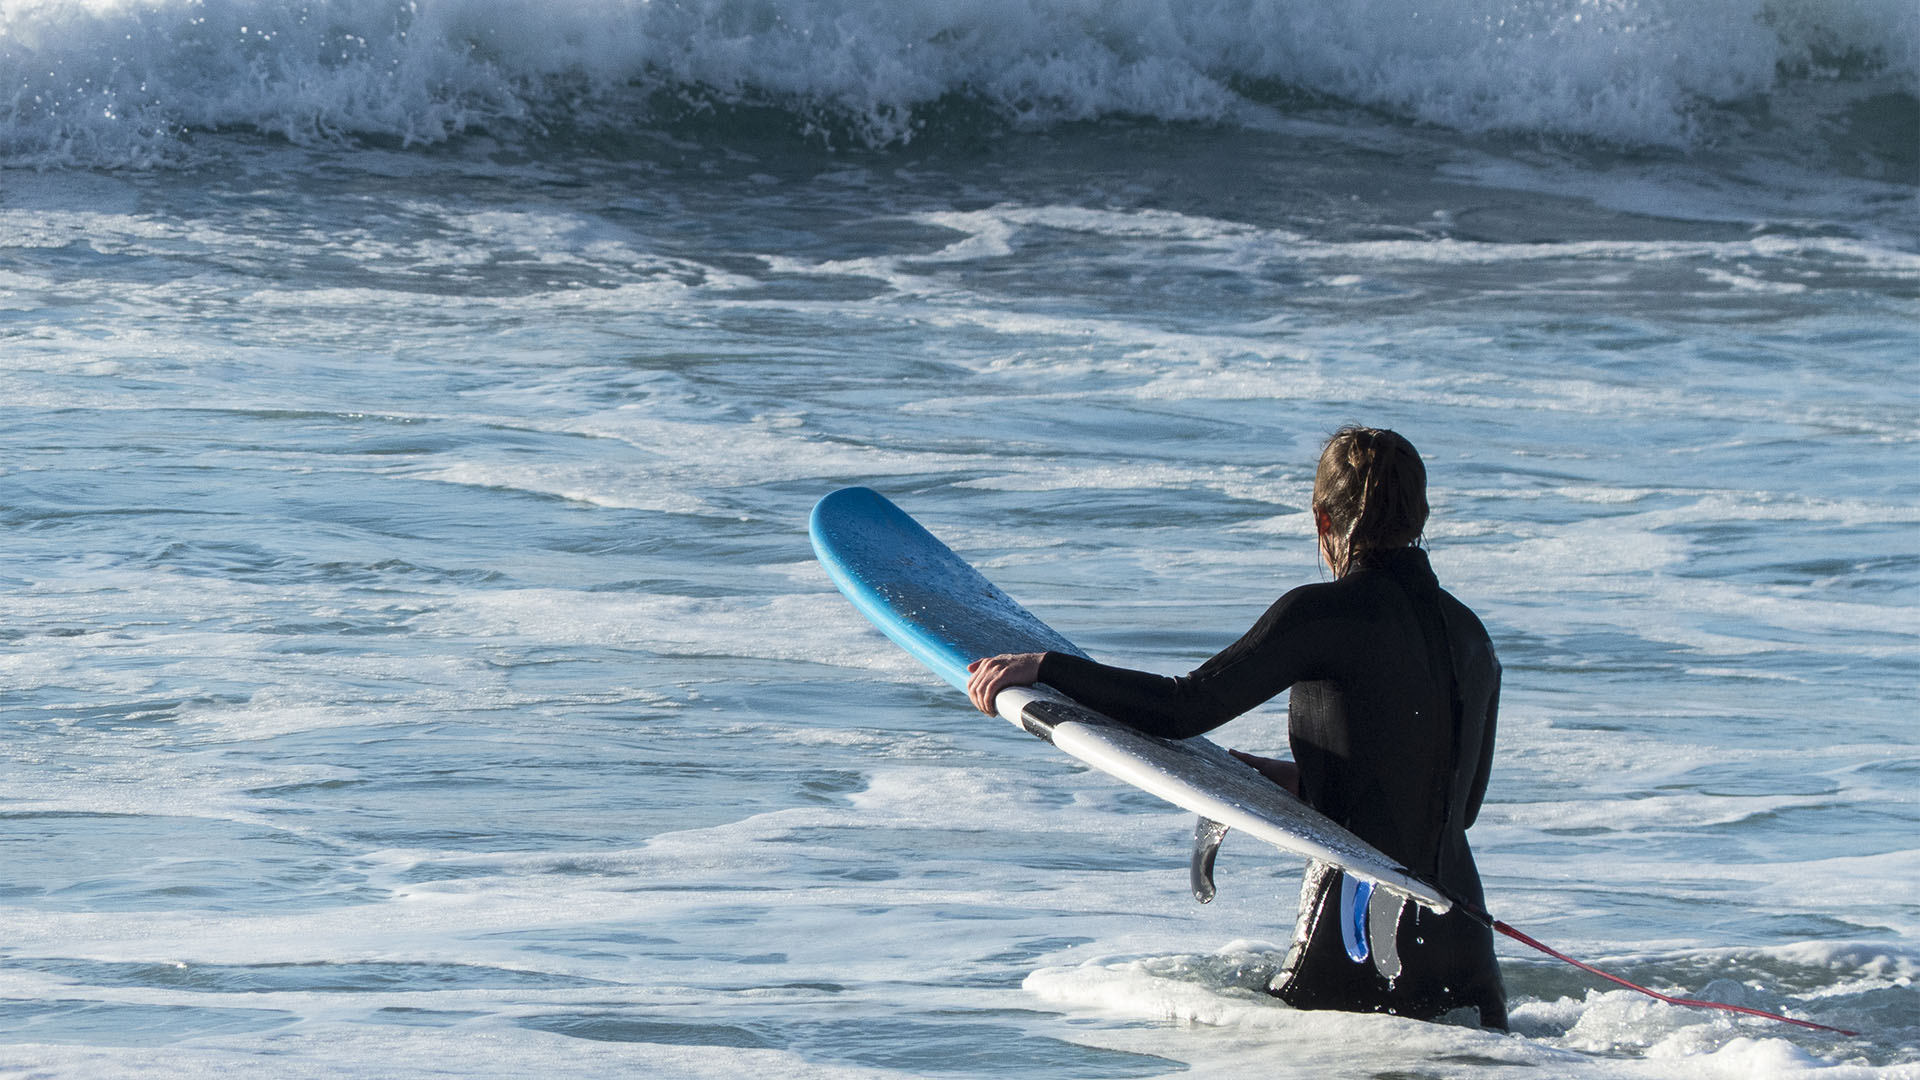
[992,685,1449,911]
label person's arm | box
[967,649,1238,737]
[1460,658,1499,830]
[1032,650,1239,738]
[969,582,1345,740]
[969,652,1300,796]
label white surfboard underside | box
[995,686,1450,912]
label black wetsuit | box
[1036,547,1507,1029]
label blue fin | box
[1340,875,1374,963]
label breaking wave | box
[1,0,1916,166]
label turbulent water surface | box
[2,0,1917,1076]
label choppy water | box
[3,0,1918,1076]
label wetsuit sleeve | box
[1035,585,1344,740]
[1035,650,1233,738]
[1460,660,1499,830]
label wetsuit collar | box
[1349,546,1439,590]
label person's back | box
[1270,547,1505,1027]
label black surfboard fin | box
[1190,816,1231,903]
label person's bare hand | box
[1229,749,1301,798]
[966,652,1044,715]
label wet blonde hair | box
[1313,426,1428,577]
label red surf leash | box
[1454,900,1861,1037]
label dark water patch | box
[932,905,1113,923]
[490,928,796,970]
[13,957,610,994]
[1712,802,1917,859]
[797,769,867,804]
[960,936,1112,991]
[614,883,788,894]
[0,999,294,1046]
[644,85,1014,154]
[1838,984,1920,1038]
[137,538,287,578]
[729,981,849,994]
[1538,804,1909,872]
[981,937,1099,970]
[766,823,1149,880]
[311,558,510,587]
[390,862,508,886]
[370,1007,488,1027]
[1,492,246,531]
[1751,913,1897,941]
[519,1013,778,1049]
[541,858,637,878]
[1677,523,1920,598]
[1655,762,1839,798]
[787,1015,1181,1077]
[1435,1054,1526,1068]
[817,866,901,883]
[243,777,367,798]
[681,906,773,928]
[1016,851,1158,874]
[526,1005,1183,1075]
[12,694,253,730]
[1753,552,1920,591]
[586,577,765,598]
[484,927,677,950]
[1826,91,1920,184]
[0,813,379,913]
[259,616,419,639]
[726,274,897,304]
[335,825,619,853]
[509,943,631,963]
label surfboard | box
[809,486,1450,912]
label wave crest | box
[2,0,1915,166]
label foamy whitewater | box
[2,0,1916,1076]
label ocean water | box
[2,0,1917,1076]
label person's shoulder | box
[1435,587,1491,635]
[1436,587,1500,671]
[1268,570,1390,619]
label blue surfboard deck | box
[810,486,1449,911]
[808,485,1086,690]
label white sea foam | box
[903,205,1920,278]
[1024,948,1912,1078]
[0,1038,885,1080]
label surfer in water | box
[967,426,1508,1030]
